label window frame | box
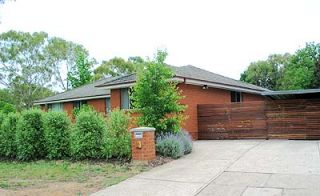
[231,91,242,103]
[105,97,111,113]
[120,88,131,110]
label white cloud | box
[1,0,320,79]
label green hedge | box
[104,109,131,160]
[70,108,106,160]
[43,111,71,159]
[16,109,46,161]
[0,113,19,158]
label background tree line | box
[0,30,142,112]
[240,42,320,90]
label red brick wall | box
[178,83,231,139]
[63,102,74,117]
[243,93,266,102]
[87,99,106,114]
[111,89,121,109]
[131,131,156,161]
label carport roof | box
[262,88,320,99]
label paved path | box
[93,140,320,196]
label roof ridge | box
[182,65,269,91]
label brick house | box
[34,65,268,139]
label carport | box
[198,89,320,140]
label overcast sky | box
[1,0,320,79]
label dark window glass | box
[47,104,52,110]
[106,97,111,113]
[231,91,242,102]
[73,100,87,109]
[121,88,130,109]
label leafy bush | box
[72,104,92,117]
[0,112,5,127]
[43,111,71,159]
[156,133,184,159]
[70,108,106,160]
[16,109,45,161]
[103,109,131,160]
[179,130,193,154]
[131,50,186,136]
[156,130,193,159]
[0,101,16,114]
[0,113,19,158]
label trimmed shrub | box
[0,113,19,158]
[70,108,106,160]
[0,101,16,114]
[43,111,71,159]
[156,130,193,159]
[156,133,184,159]
[179,130,193,154]
[0,112,5,126]
[16,109,45,161]
[103,109,131,160]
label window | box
[106,97,111,113]
[47,103,63,111]
[121,88,130,109]
[231,91,242,102]
[73,100,87,109]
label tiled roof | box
[35,65,269,104]
[34,77,112,104]
[97,65,269,92]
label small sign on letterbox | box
[134,131,143,139]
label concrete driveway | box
[93,140,320,196]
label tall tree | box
[131,50,185,135]
[0,31,52,109]
[93,56,144,80]
[0,30,88,109]
[45,37,89,90]
[240,54,290,90]
[279,42,320,90]
[67,51,94,88]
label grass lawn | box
[0,160,149,195]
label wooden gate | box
[198,99,320,140]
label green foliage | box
[131,50,185,135]
[0,30,90,109]
[43,111,71,159]
[179,130,193,154]
[70,108,106,160]
[67,52,94,88]
[0,101,15,114]
[156,133,184,159]
[279,42,320,90]
[0,113,19,158]
[156,131,193,159]
[16,109,45,161]
[103,109,131,160]
[72,104,92,117]
[240,54,290,90]
[94,56,144,80]
[241,42,320,90]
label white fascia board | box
[34,95,111,105]
[170,77,185,83]
[185,79,262,94]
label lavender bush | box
[156,130,193,159]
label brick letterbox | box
[130,127,156,162]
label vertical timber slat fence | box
[198,99,320,140]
